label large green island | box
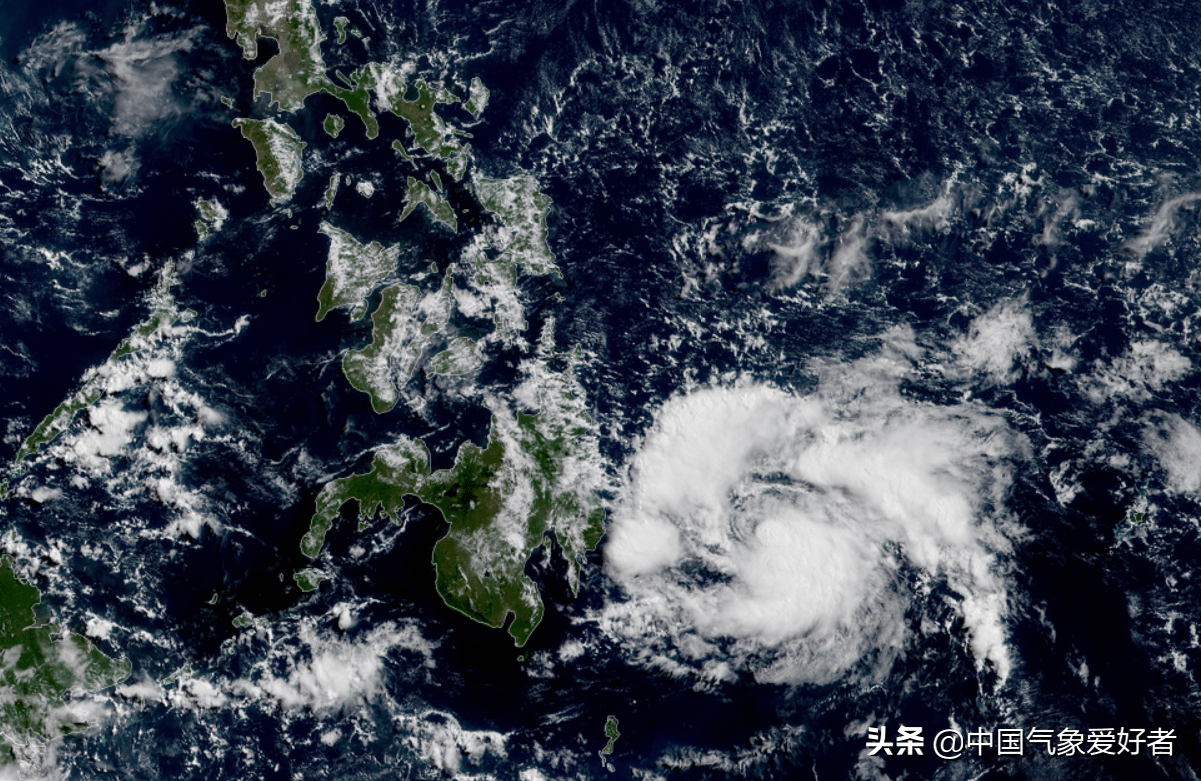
[301,395,604,646]
[0,557,130,762]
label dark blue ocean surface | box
[0,0,1200,778]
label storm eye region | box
[602,383,1016,686]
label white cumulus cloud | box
[951,298,1035,385]
[1143,412,1201,494]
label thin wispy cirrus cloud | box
[765,214,871,296]
[763,187,956,297]
[1122,191,1201,260]
[88,22,202,138]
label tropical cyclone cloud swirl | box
[602,340,1021,686]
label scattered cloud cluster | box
[1081,340,1191,404]
[950,298,1035,385]
[733,170,1201,305]
[121,619,504,778]
[757,188,959,296]
[14,17,207,192]
[227,622,436,715]
[397,711,508,779]
[65,400,148,474]
[63,353,227,539]
[10,273,251,541]
[93,28,198,138]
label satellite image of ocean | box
[0,0,1199,778]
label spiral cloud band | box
[603,344,1019,686]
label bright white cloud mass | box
[1143,411,1201,494]
[602,336,1021,686]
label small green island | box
[193,197,228,240]
[332,16,351,45]
[323,114,346,138]
[0,556,130,761]
[464,77,489,120]
[400,176,458,231]
[599,715,620,771]
[322,173,340,208]
[293,569,326,592]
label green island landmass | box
[364,67,464,162]
[224,0,490,203]
[292,569,326,592]
[332,16,350,45]
[231,118,307,202]
[323,114,345,138]
[445,149,470,181]
[427,336,483,377]
[464,77,489,120]
[301,397,604,646]
[159,663,194,687]
[460,239,526,345]
[333,176,564,375]
[193,197,228,241]
[341,273,476,412]
[315,222,401,322]
[226,0,474,146]
[325,173,570,424]
[224,0,388,143]
[598,716,620,771]
[437,176,563,346]
[474,176,562,278]
[11,267,189,467]
[0,556,130,761]
[322,68,380,138]
[224,0,330,112]
[391,139,414,164]
[322,173,340,209]
[1114,493,1151,546]
[400,176,457,232]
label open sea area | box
[0,0,1200,778]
